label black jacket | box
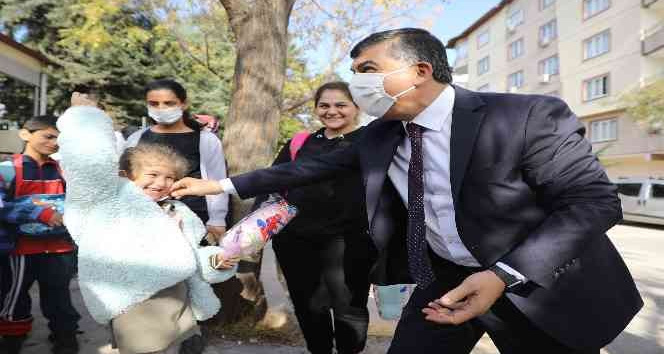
[231,86,642,350]
[265,127,367,238]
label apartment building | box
[448,0,664,178]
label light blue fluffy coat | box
[57,106,234,324]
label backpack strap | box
[289,131,311,161]
[12,154,24,196]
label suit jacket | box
[231,86,643,350]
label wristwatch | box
[489,265,523,292]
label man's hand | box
[70,92,98,107]
[170,177,223,198]
[206,225,227,244]
[422,270,506,325]
[46,212,64,227]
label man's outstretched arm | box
[172,142,361,198]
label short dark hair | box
[314,81,357,107]
[22,115,58,132]
[350,28,453,84]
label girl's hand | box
[211,254,240,270]
[71,92,98,107]
[206,225,227,244]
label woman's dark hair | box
[314,81,358,107]
[144,79,203,131]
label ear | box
[18,129,32,142]
[414,62,434,82]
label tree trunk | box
[215,0,296,327]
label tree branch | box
[310,0,339,19]
[173,32,223,79]
[218,0,250,33]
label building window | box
[583,74,610,101]
[539,19,557,46]
[456,41,468,60]
[583,0,610,19]
[583,30,610,60]
[477,84,490,92]
[477,56,490,75]
[508,70,524,90]
[652,184,664,198]
[477,29,490,48]
[507,8,524,31]
[538,55,559,75]
[590,118,617,142]
[540,0,555,10]
[616,183,641,197]
[508,38,525,60]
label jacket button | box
[365,229,371,235]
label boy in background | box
[0,115,79,354]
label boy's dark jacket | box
[0,154,74,255]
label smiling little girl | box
[56,96,237,354]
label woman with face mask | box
[255,82,372,354]
[124,79,229,241]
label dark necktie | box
[406,122,436,288]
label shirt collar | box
[403,85,455,132]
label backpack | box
[289,131,311,161]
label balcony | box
[642,22,664,57]
[453,54,468,69]
[643,0,663,10]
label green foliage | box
[620,79,664,134]
[277,115,305,152]
[0,0,235,127]
[0,74,35,124]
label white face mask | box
[148,107,183,125]
[349,66,416,118]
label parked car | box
[612,177,664,225]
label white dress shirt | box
[387,86,481,267]
[220,85,525,280]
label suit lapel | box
[364,121,404,224]
[450,86,487,202]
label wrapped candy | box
[220,195,297,260]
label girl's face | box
[131,162,178,201]
[315,90,359,131]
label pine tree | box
[0,0,235,126]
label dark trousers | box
[0,252,80,336]
[388,253,599,354]
[273,233,371,354]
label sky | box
[310,0,502,80]
[428,0,502,61]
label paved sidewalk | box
[19,224,663,353]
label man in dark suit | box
[171,28,642,354]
